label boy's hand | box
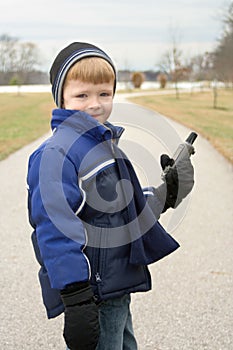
[160,154,178,210]
[160,153,194,211]
[61,282,99,350]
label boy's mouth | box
[91,114,101,118]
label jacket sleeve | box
[143,186,165,219]
[27,147,90,290]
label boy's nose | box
[89,96,101,109]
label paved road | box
[0,96,232,349]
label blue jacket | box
[27,109,179,318]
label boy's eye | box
[76,94,87,98]
[100,92,111,97]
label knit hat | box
[50,42,116,107]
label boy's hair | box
[64,57,115,88]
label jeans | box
[66,294,137,350]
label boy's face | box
[63,79,114,124]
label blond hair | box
[63,57,115,87]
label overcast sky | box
[0,0,229,71]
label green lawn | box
[0,93,55,160]
[128,89,233,164]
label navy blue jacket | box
[27,109,179,318]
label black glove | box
[153,152,194,213]
[160,154,179,211]
[60,281,99,350]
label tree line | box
[0,1,232,87]
[158,1,233,92]
[0,34,46,85]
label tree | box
[189,52,215,82]
[158,27,190,98]
[213,1,233,85]
[0,33,40,85]
[0,34,18,84]
[16,42,40,83]
[9,75,22,95]
[160,46,188,98]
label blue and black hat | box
[50,42,116,108]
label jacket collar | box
[51,108,124,142]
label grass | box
[128,89,233,164]
[0,93,55,160]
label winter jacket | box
[27,109,179,318]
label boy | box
[27,42,194,350]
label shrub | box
[131,71,145,88]
[157,73,167,89]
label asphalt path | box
[0,95,232,349]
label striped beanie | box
[49,42,116,108]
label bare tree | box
[16,42,40,83]
[189,52,215,82]
[0,34,19,83]
[158,27,189,98]
[0,33,40,84]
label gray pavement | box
[0,97,232,349]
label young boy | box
[27,42,194,350]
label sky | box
[0,0,229,72]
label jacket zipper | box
[94,229,102,286]
[95,272,102,283]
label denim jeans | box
[66,294,137,350]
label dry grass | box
[128,89,233,164]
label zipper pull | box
[95,272,101,282]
